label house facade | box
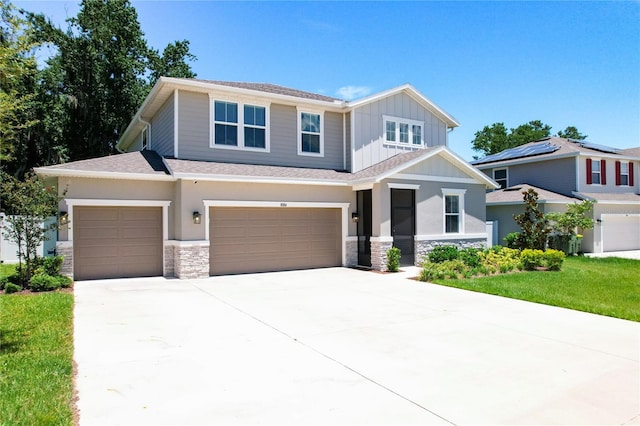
[472,137,640,253]
[36,78,497,280]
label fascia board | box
[172,172,349,186]
[33,167,176,182]
[346,84,460,128]
[474,151,579,169]
[161,77,346,111]
[571,191,640,204]
[487,200,570,206]
[576,152,640,161]
[355,146,499,189]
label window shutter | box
[615,161,621,186]
[586,158,592,184]
[600,160,607,185]
[630,162,635,187]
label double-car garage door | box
[210,207,342,275]
[73,206,342,280]
[602,214,640,252]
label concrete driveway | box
[74,268,639,425]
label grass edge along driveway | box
[430,256,640,322]
[0,290,75,425]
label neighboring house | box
[472,137,640,253]
[35,78,498,280]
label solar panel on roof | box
[471,142,559,165]
[577,141,620,154]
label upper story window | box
[442,188,466,234]
[383,115,424,147]
[615,160,636,187]
[298,110,324,156]
[211,99,269,151]
[493,168,508,189]
[586,158,606,185]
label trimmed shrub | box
[419,259,467,281]
[544,249,565,271]
[428,245,459,263]
[459,248,482,268]
[41,256,64,276]
[503,232,520,249]
[386,247,401,272]
[30,274,62,292]
[520,249,545,271]
[4,282,22,294]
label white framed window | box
[591,160,601,185]
[493,168,508,189]
[619,162,629,186]
[298,109,324,157]
[210,98,270,151]
[383,115,424,147]
[442,189,466,234]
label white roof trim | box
[347,84,460,128]
[33,167,176,182]
[172,172,349,186]
[353,146,499,189]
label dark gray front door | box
[356,190,372,267]
[391,189,415,266]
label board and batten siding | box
[351,92,448,172]
[151,94,175,157]
[175,90,345,170]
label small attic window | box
[141,128,148,150]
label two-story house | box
[472,137,640,253]
[36,78,498,280]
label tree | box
[513,189,550,251]
[148,40,197,87]
[472,120,586,158]
[556,126,587,140]
[0,0,38,162]
[546,200,595,236]
[0,171,64,285]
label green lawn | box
[0,290,75,425]
[430,256,640,322]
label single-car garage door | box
[602,214,640,252]
[210,207,342,275]
[74,206,163,280]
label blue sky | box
[15,1,640,161]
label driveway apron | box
[74,268,640,425]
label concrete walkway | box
[585,250,640,260]
[74,268,639,425]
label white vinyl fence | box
[0,214,57,264]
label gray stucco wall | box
[351,92,448,172]
[174,91,345,170]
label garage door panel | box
[210,207,341,275]
[603,215,640,252]
[74,206,162,280]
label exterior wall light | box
[352,212,360,223]
[193,211,202,225]
[59,211,69,226]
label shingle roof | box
[486,184,579,204]
[37,150,170,176]
[193,79,342,103]
[620,146,640,157]
[574,192,640,203]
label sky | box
[14,0,640,161]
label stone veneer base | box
[415,238,487,264]
[370,239,393,271]
[173,243,210,279]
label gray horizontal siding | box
[176,91,344,170]
[151,94,174,157]
[508,157,576,196]
[352,92,448,172]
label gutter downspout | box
[446,127,454,148]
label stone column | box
[173,241,210,279]
[56,242,73,278]
[370,237,393,271]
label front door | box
[356,190,372,267]
[391,189,415,266]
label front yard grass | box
[429,256,640,322]
[0,290,74,425]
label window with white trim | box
[591,160,601,184]
[298,110,323,156]
[493,168,508,189]
[442,189,466,234]
[214,101,238,146]
[383,115,424,147]
[211,100,269,151]
[619,162,629,186]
